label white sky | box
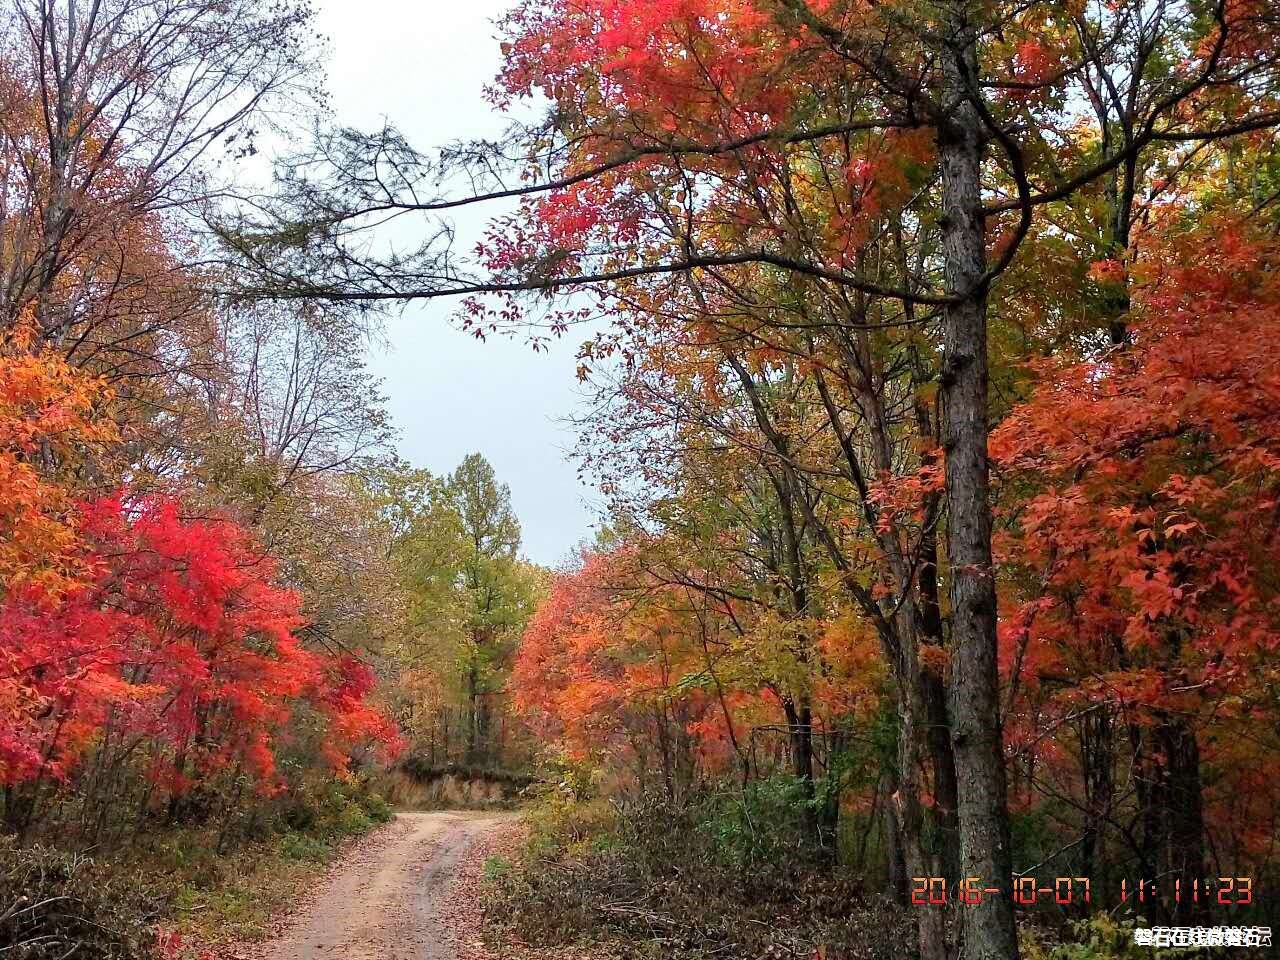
[313,0,597,567]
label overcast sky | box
[312,0,597,567]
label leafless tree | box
[0,0,320,350]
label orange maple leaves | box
[0,340,114,597]
[994,219,1280,851]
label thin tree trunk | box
[885,774,909,906]
[923,666,961,885]
[465,662,481,762]
[819,729,845,860]
[783,696,819,842]
[1080,708,1114,908]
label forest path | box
[247,810,513,960]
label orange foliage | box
[514,551,754,773]
[994,219,1280,854]
[0,337,113,595]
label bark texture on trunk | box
[923,665,961,885]
[885,777,909,905]
[938,8,1020,959]
[894,606,949,960]
[1138,716,1207,925]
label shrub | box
[694,775,831,871]
[279,832,331,863]
[0,839,162,959]
[522,782,617,859]
[332,800,372,837]
[483,855,512,882]
[1021,916,1220,960]
[272,779,391,841]
[359,792,394,824]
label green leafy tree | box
[387,454,542,766]
[448,454,536,762]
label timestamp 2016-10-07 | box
[909,876,1255,907]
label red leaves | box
[995,219,1280,850]
[498,0,796,127]
[866,460,944,537]
[1086,258,1126,285]
[0,347,402,792]
[0,494,400,792]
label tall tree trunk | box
[938,9,1020,959]
[1129,721,1159,885]
[656,705,676,803]
[473,696,486,762]
[465,663,480,762]
[895,607,948,960]
[783,695,819,843]
[914,453,960,885]
[819,728,845,858]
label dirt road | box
[249,811,513,960]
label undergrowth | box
[0,779,394,955]
[0,840,163,959]
[484,783,1247,960]
[483,779,915,960]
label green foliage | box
[381,453,546,766]
[521,782,618,860]
[390,453,533,654]
[290,780,393,839]
[696,775,831,870]
[279,832,331,862]
[273,779,388,840]
[482,855,513,882]
[333,800,373,837]
[1010,805,1062,872]
[362,792,394,824]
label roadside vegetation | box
[0,1,539,956]
[481,783,1165,960]
[1,780,392,957]
[484,781,914,960]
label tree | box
[569,314,941,859]
[0,494,400,833]
[515,548,759,800]
[387,454,542,767]
[0,0,318,340]
[993,216,1280,923]
[222,0,1280,954]
[0,330,112,598]
[447,453,528,762]
[0,0,425,864]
